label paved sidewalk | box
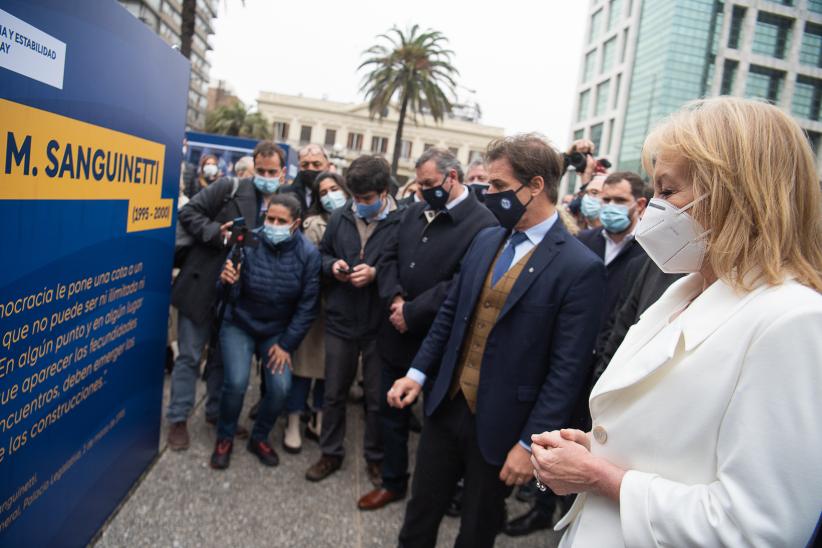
[94,373,562,548]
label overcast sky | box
[208,0,589,146]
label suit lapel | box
[496,222,566,322]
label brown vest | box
[450,245,536,413]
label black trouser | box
[319,333,383,462]
[399,394,510,548]
[380,365,411,493]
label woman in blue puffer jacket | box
[210,193,320,470]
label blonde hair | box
[642,96,822,292]
[557,206,581,235]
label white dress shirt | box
[601,226,635,265]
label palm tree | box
[205,102,271,139]
[359,25,459,175]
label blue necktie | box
[491,231,529,286]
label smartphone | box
[338,266,354,275]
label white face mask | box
[203,164,219,179]
[635,195,710,274]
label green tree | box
[359,25,459,175]
[205,102,271,139]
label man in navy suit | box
[387,134,606,548]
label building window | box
[347,132,364,151]
[728,5,747,49]
[371,136,389,154]
[273,122,289,141]
[601,37,617,73]
[583,50,596,83]
[608,0,621,31]
[791,76,822,122]
[595,80,610,117]
[423,143,435,151]
[299,125,313,144]
[800,22,822,68]
[589,9,603,43]
[324,128,336,147]
[613,73,622,109]
[448,146,459,157]
[606,118,615,155]
[578,89,591,122]
[573,129,585,141]
[752,11,793,60]
[744,65,785,103]
[590,123,604,153]
[468,150,484,163]
[720,59,739,95]
[400,140,413,159]
[809,0,822,14]
[806,130,821,157]
[620,28,630,63]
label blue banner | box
[0,1,188,545]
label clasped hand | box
[530,429,598,496]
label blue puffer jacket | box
[222,228,320,351]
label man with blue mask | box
[305,155,401,487]
[166,140,286,452]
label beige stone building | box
[256,92,505,182]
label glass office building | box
[568,0,822,189]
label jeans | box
[217,321,291,441]
[167,313,211,423]
[286,375,325,414]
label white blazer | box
[555,274,822,547]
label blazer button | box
[422,236,428,243]
[409,262,416,269]
[593,425,608,445]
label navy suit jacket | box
[410,220,606,466]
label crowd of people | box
[167,96,822,547]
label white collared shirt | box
[445,185,469,210]
[602,225,636,265]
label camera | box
[563,151,590,173]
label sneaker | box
[366,461,383,488]
[247,438,279,467]
[167,421,189,451]
[305,455,342,482]
[210,439,233,469]
[283,413,302,454]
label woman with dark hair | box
[210,193,320,470]
[283,171,351,453]
[196,153,220,194]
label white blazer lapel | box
[591,275,767,403]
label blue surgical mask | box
[355,198,384,219]
[253,175,281,195]
[580,194,602,219]
[600,203,632,233]
[321,190,347,213]
[262,224,292,245]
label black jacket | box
[576,227,646,324]
[319,202,401,340]
[592,255,684,381]
[377,191,498,369]
[280,178,311,217]
[171,176,263,325]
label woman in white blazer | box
[530,97,822,547]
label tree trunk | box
[391,89,410,177]
[180,0,196,59]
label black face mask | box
[468,183,489,203]
[295,169,320,190]
[421,175,452,211]
[484,184,533,230]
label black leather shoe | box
[516,480,538,503]
[247,438,279,467]
[503,506,553,537]
[444,479,464,517]
[209,439,233,470]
